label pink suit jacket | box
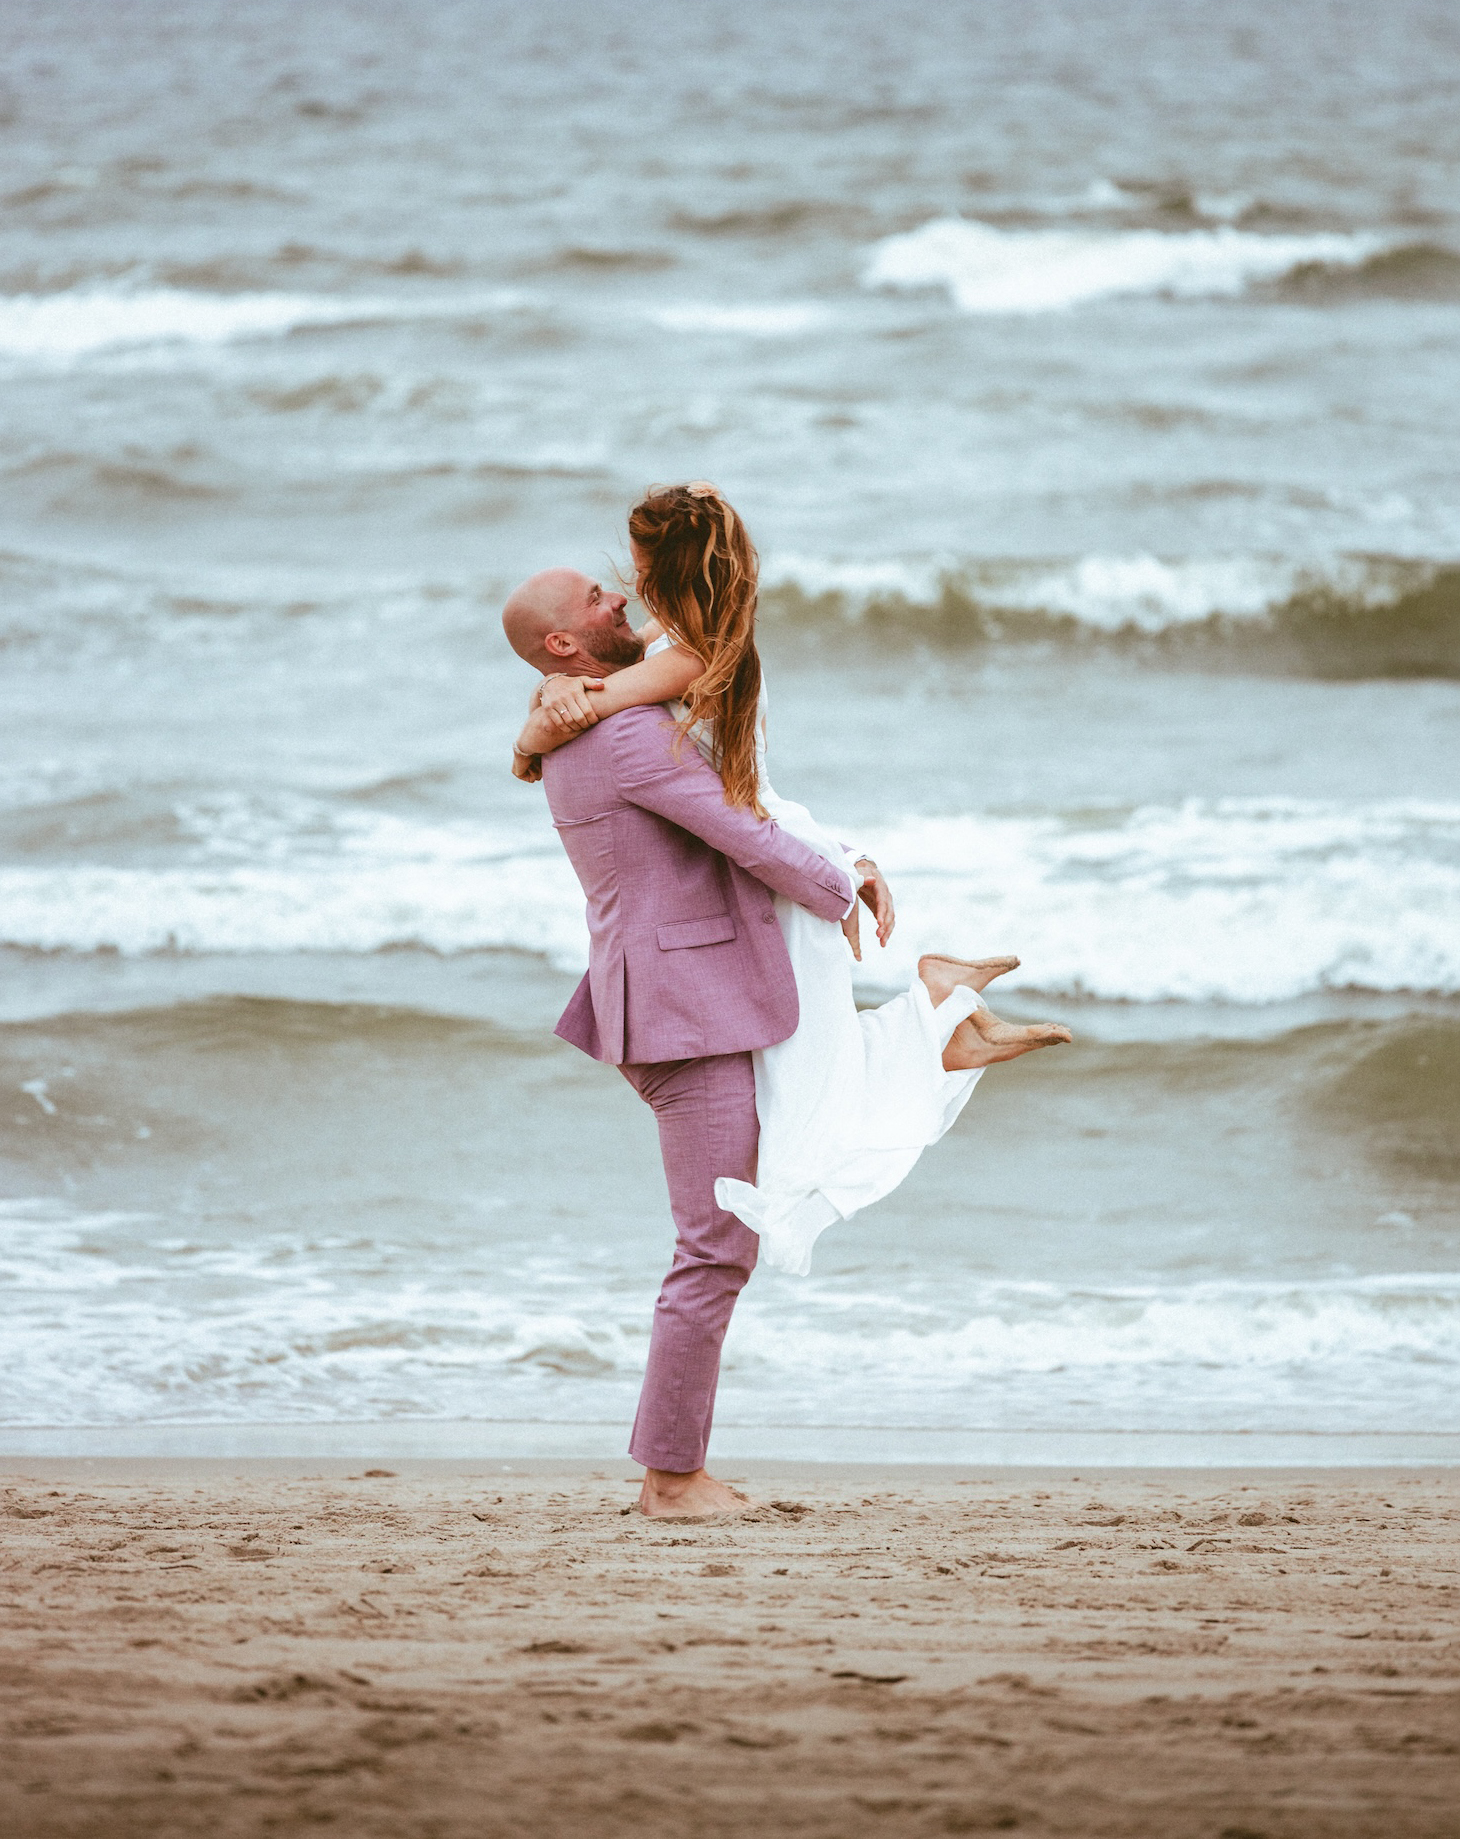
[542,703,855,1065]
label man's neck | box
[546,654,629,679]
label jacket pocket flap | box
[656,913,737,951]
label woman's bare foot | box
[919,953,1020,1004]
[942,1004,1073,1072]
[638,1467,755,1519]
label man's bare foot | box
[637,1467,755,1519]
[942,1004,1073,1072]
[919,952,1020,1004]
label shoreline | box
[3,1422,1458,1467]
[6,1456,1460,1484]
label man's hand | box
[511,745,542,783]
[540,672,605,735]
[854,858,894,949]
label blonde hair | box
[627,482,764,815]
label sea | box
[2,0,1458,1464]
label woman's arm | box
[520,643,702,757]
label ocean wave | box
[734,1274,1460,1381]
[156,247,469,290]
[0,994,548,1059]
[21,545,1444,667]
[0,287,394,357]
[761,554,1460,677]
[862,798,1460,1003]
[0,552,499,655]
[862,217,1391,313]
[0,1201,647,1424]
[4,1005,1448,1195]
[1278,241,1460,303]
[3,1194,1456,1427]
[985,177,1328,232]
[764,551,1294,632]
[0,284,528,361]
[1315,1019,1460,1180]
[667,201,871,239]
[541,245,676,273]
[0,796,1456,1003]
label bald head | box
[502,567,642,675]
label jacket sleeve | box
[605,707,856,921]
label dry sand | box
[1,1460,1457,1838]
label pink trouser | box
[619,1051,760,1473]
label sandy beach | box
[1,1462,1456,1838]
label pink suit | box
[542,704,854,1470]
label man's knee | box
[659,1248,755,1322]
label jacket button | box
[761,911,775,924]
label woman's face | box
[629,539,650,600]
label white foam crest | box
[0,285,529,361]
[994,553,1300,631]
[761,550,1404,632]
[648,302,829,336]
[1,796,1457,1003]
[0,791,592,953]
[0,1199,157,1294]
[731,1274,1460,1379]
[863,218,1388,313]
[858,797,1460,1002]
[761,552,948,604]
[0,853,588,959]
[0,287,393,357]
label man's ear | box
[543,631,577,658]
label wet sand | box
[1,1462,1457,1838]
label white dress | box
[648,639,986,1275]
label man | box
[502,567,866,1519]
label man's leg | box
[619,1051,759,1481]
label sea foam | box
[0,797,1456,1004]
[0,285,528,360]
[760,550,1460,676]
[764,550,1307,631]
[648,302,829,336]
[4,1195,1456,1430]
[0,287,393,357]
[863,218,1389,313]
[863,798,1460,1003]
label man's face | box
[566,575,643,669]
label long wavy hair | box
[628,482,765,815]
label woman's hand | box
[511,744,542,783]
[539,672,605,735]
[854,858,895,948]
[513,703,574,765]
[840,901,862,962]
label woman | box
[514,483,1071,1274]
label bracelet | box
[512,742,536,760]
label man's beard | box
[581,624,646,669]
